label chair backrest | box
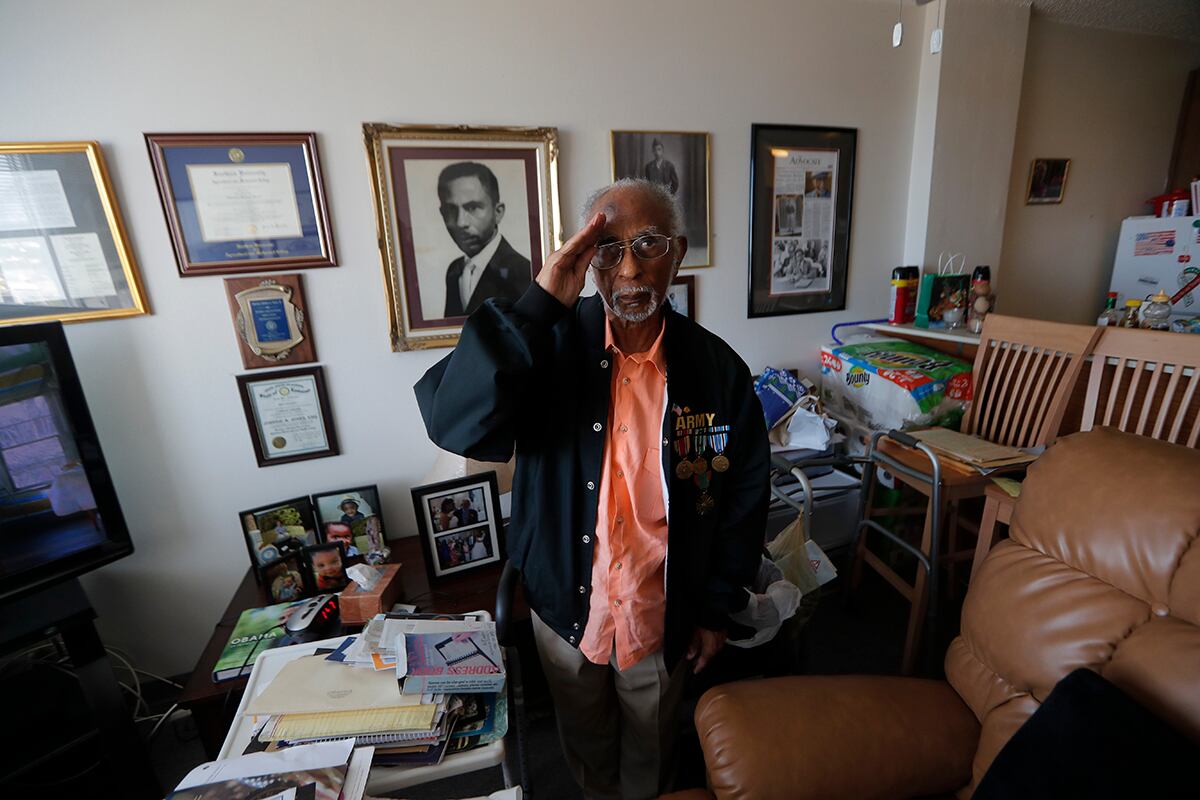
[961,315,1101,448]
[1081,327,1200,447]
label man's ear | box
[674,235,689,266]
[494,202,506,223]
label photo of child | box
[306,543,348,592]
[312,485,389,561]
[261,554,307,603]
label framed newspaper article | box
[748,124,856,317]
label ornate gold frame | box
[609,129,712,268]
[363,123,562,351]
[0,141,149,326]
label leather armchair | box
[663,428,1200,799]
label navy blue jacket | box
[415,284,769,668]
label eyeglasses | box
[590,233,673,270]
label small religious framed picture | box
[748,124,856,317]
[236,366,339,468]
[362,123,562,351]
[238,496,320,579]
[223,273,315,369]
[144,132,337,276]
[610,130,711,268]
[311,484,389,560]
[304,542,350,593]
[260,552,310,603]
[0,141,150,326]
[410,471,504,584]
[1026,158,1070,205]
[666,274,696,321]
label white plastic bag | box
[728,557,803,649]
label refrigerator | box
[1108,215,1200,324]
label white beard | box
[602,284,661,323]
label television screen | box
[0,322,132,601]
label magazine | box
[212,599,308,682]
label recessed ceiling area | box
[912,0,1200,41]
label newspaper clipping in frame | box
[771,149,837,296]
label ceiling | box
[912,0,1200,42]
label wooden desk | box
[177,536,526,758]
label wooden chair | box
[971,326,1200,580]
[852,315,1101,674]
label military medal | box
[696,492,715,515]
[712,454,730,472]
[675,459,694,479]
[674,433,692,479]
[693,455,708,474]
[709,426,730,472]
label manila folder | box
[244,654,403,716]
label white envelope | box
[244,654,403,716]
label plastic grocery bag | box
[728,557,803,649]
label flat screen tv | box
[0,322,132,601]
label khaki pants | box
[531,611,689,800]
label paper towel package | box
[819,338,972,432]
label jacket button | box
[569,635,577,644]
[578,585,586,594]
[600,359,609,368]
[663,437,669,446]
[586,480,595,490]
[572,622,580,630]
[582,534,591,544]
[593,422,602,432]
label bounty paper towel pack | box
[819,339,972,432]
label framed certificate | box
[236,366,339,467]
[0,141,149,326]
[145,133,337,276]
[224,273,316,369]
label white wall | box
[999,18,1200,322]
[0,0,923,674]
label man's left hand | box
[687,627,727,673]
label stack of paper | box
[908,428,1039,474]
[169,740,372,800]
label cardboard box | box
[338,563,404,625]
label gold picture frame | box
[610,130,712,268]
[363,123,562,351]
[1026,158,1071,205]
[0,141,149,326]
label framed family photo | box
[0,141,149,326]
[236,365,339,468]
[667,274,696,320]
[748,124,856,317]
[305,542,350,593]
[1026,158,1070,205]
[144,132,337,276]
[238,495,319,579]
[311,484,388,559]
[610,130,711,268]
[411,471,504,584]
[363,123,562,351]
[260,552,309,603]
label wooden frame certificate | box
[237,366,339,467]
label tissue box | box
[338,563,404,625]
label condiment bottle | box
[1141,290,1172,331]
[1119,299,1143,328]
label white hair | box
[580,178,685,238]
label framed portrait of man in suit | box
[364,124,562,351]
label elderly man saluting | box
[415,179,768,799]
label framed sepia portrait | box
[611,131,711,268]
[667,274,696,321]
[144,132,337,276]
[410,471,504,584]
[748,124,856,317]
[363,123,562,351]
[223,273,315,369]
[236,365,339,468]
[1026,158,1070,205]
[0,141,149,326]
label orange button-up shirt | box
[580,318,669,670]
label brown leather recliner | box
[662,428,1200,800]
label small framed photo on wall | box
[411,471,504,584]
[667,274,696,321]
[363,123,562,351]
[611,130,711,268]
[305,542,349,593]
[1026,158,1070,205]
